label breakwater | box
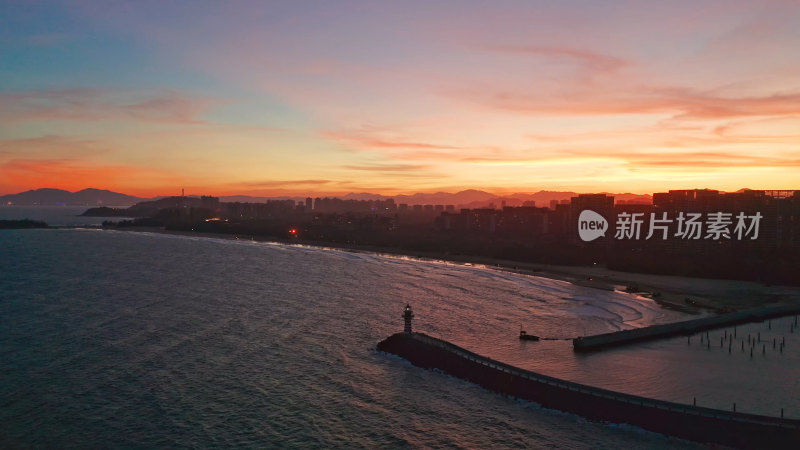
[378,331,800,449]
[573,304,800,351]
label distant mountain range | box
[0,188,146,206]
[1,187,656,207]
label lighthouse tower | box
[403,304,414,334]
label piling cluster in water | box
[685,315,798,415]
[688,315,797,359]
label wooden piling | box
[573,305,800,352]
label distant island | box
[0,188,145,206]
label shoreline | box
[76,225,800,313]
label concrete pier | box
[378,331,800,449]
[573,304,800,352]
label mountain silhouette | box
[0,188,144,206]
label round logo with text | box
[578,210,608,242]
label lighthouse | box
[403,304,414,334]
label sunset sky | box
[1,0,799,197]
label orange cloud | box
[237,179,333,188]
[0,135,110,159]
[322,129,463,151]
[634,156,800,168]
[342,163,430,172]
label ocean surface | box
[1,208,798,448]
[0,205,131,226]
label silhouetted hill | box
[393,190,497,205]
[220,195,272,203]
[341,192,387,201]
[0,188,144,206]
[219,195,308,203]
[72,188,144,205]
[83,195,222,217]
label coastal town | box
[86,188,800,286]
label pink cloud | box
[443,83,800,119]
[0,89,224,124]
[485,45,630,73]
[322,129,465,152]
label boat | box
[519,329,540,341]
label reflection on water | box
[390,255,799,418]
[1,228,795,448]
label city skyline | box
[2,1,799,197]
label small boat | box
[519,330,540,341]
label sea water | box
[0,205,131,226]
[1,228,796,448]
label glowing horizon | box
[2,1,799,197]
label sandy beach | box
[106,226,800,313]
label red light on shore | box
[289,228,297,235]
